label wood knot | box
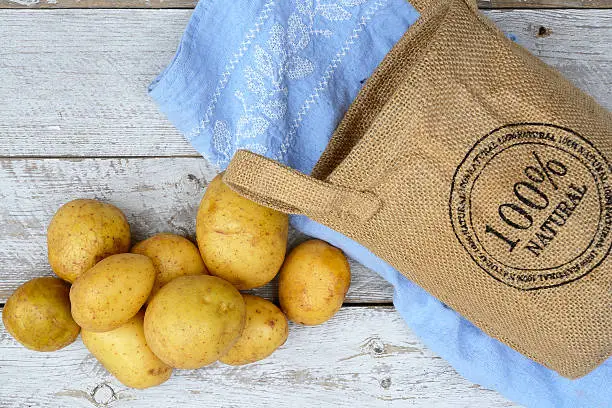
[186,173,206,190]
[380,377,392,389]
[362,337,385,356]
[536,26,551,37]
[91,383,116,405]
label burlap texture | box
[224,0,612,378]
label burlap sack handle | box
[223,150,382,221]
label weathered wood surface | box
[0,158,393,304]
[0,0,609,9]
[0,306,520,408]
[0,9,610,157]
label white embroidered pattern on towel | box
[185,0,278,148]
[279,0,391,162]
[190,0,387,168]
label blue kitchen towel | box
[149,1,611,407]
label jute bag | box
[223,0,612,378]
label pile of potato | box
[2,174,351,389]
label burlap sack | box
[223,0,612,378]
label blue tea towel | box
[149,1,611,406]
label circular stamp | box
[449,123,612,290]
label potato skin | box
[279,240,351,325]
[48,199,131,283]
[144,275,246,369]
[82,311,172,389]
[131,233,208,302]
[196,174,288,290]
[2,277,80,351]
[70,253,155,332]
[220,294,288,366]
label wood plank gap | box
[343,302,395,308]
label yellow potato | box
[220,294,289,365]
[2,277,80,351]
[70,253,155,332]
[279,240,351,325]
[82,311,172,389]
[48,199,131,283]
[131,233,208,302]
[196,174,288,290]
[144,275,245,369]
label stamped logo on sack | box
[450,123,612,290]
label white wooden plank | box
[0,306,519,407]
[0,157,393,304]
[0,10,195,157]
[0,9,610,157]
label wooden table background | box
[0,0,610,406]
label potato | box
[220,294,288,365]
[131,233,208,302]
[48,199,131,283]
[70,253,155,332]
[82,311,172,389]
[144,275,245,369]
[2,277,80,351]
[279,240,351,325]
[196,174,288,290]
